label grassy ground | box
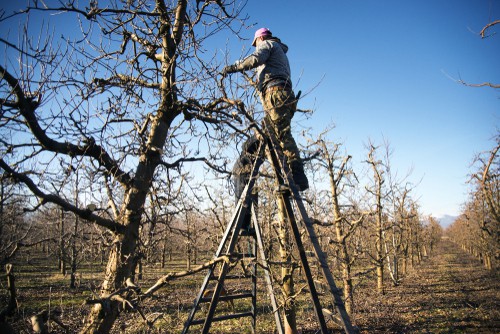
[351,239,500,333]
[1,239,499,333]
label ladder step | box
[189,311,254,325]
[209,274,254,280]
[305,250,315,257]
[208,253,255,261]
[239,228,256,236]
[229,253,255,259]
[200,292,253,303]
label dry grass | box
[1,240,499,333]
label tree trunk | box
[368,145,385,294]
[401,254,407,275]
[82,217,141,333]
[80,0,186,321]
[186,243,192,271]
[161,238,167,269]
[70,214,79,289]
[277,198,297,334]
[329,170,353,313]
[321,141,356,314]
[393,255,399,282]
[137,260,143,280]
[59,209,66,275]
[375,199,384,294]
[81,106,179,332]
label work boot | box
[290,160,309,191]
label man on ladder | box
[222,27,309,192]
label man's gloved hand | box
[221,64,237,77]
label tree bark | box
[80,0,187,330]
[327,154,354,313]
[277,198,297,334]
[59,209,66,275]
[367,146,385,294]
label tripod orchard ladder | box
[182,120,356,333]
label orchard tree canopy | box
[0,0,255,332]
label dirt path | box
[355,238,500,333]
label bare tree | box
[313,137,365,314]
[0,178,29,265]
[450,135,500,269]
[365,143,387,294]
[0,264,17,334]
[473,137,500,227]
[0,1,250,332]
[423,216,442,255]
[380,143,420,286]
[383,185,415,284]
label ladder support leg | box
[263,119,357,333]
[253,205,285,334]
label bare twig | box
[0,159,122,233]
[480,19,500,38]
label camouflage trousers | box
[262,88,300,163]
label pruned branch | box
[142,255,232,297]
[458,80,500,89]
[0,65,133,187]
[93,75,161,89]
[160,157,229,175]
[20,3,160,20]
[0,159,123,233]
[84,256,237,312]
[480,19,500,38]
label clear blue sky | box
[232,0,499,217]
[1,1,499,218]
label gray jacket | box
[233,37,291,92]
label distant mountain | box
[437,214,458,228]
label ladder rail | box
[290,186,356,333]
[213,139,265,258]
[184,121,356,333]
[202,188,257,333]
[252,204,285,334]
[262,125,328,333]
[263,120,356,333]
[250,204,258,334]
[276,193,329,333]
[183,141,265,334]
[181,203,248,334]
[202,258,234,333]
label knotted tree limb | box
[480,19,500,38]
[85,256,233,332]
[83,257,234,330]
[459,80,500,89]
[84,255,234,309]
[0,159,123,233]
[142,255,232,297]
